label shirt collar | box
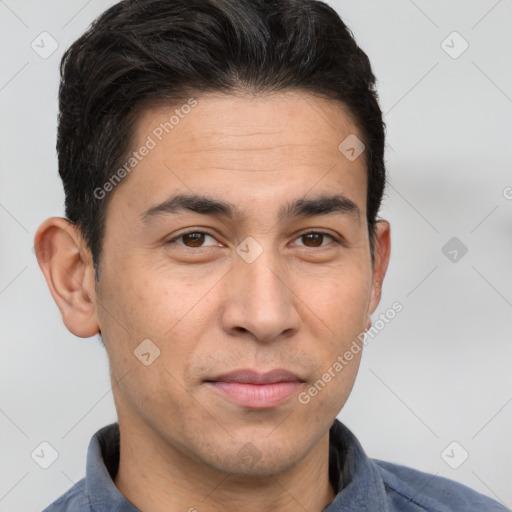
[324,419,390,511]
[84,419,389,511]
[84,422,139,511]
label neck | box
[113,420,337,512]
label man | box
[34,0,507,510]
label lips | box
[206,368,304,385]
[204,368,305,409]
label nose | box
[220,245,300,343]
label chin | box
[196,434,305,478]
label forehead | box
[108,91,368,222]
[134,90,362,156]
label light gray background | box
[1,1,511,511]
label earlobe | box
[368,220,391,315]
[34,217,100,338]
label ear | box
[368,220,391,317]
[34,217,100,338]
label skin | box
[35,90,390,512]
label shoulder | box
[373,459,508,512]
[41,478,92,512]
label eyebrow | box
[140,192,361,223]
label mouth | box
[204,369,305,409]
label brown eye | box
[181,232,206,247]
[302,233,323,247]
[168,231,218,248]
[296,232,335,248]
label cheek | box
[97,261,219,380]
[297,266,369,405]
[309,266,372,337]
[99,259,203,337]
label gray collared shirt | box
[41,419,508,511]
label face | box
[41,91,390,478]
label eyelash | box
[166,229,341,249]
